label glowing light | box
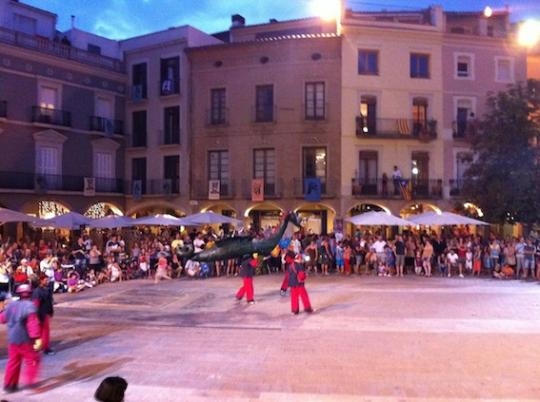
[483,6,493,18]
[311,0,341,22]
[517,19,540,48]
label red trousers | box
[280,271,289,291]
[236,277,254,302]
[290,285,312,313]
[40,315,51,351]
[4,343,40,389]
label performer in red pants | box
[236,254,257,304]
[32,275,55,355]
[285,251,313,315]
[0,284,42,394]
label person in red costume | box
[285,251,313,315]
[235,253,257,304]
[0,283,42,394]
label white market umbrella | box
[0,207,36,224]
[181,211,243,226]
[37,212,92,229]
[132,214,186,226]
[344,211,414,226]
[408,211,489,226]
[88,215,136,229]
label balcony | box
[205,108,230,127]
[352,177,443,200]
[127,178,180,196]
[159,79,180,96]
[0,27,125,73]
[0,101,6,118]
[89,116,124,136]
[355,117,437,141]
[452,120,478,140]
[192,179,236,199]
[292,177,337,198]
[449,179,464,197]
[31,106,71,127]
[241,178,283,199]
[0,171,124,193]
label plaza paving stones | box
[1,274,540,401]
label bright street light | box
[311,0,341,22]
[517,19,540,48]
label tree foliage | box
[462,80,540,225]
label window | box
[305,82,325,120]
[356,96,377,135]
[253,148,276,195]
[132,111,147,147]
[163,106,180,144]
[87,44,101,55]
[303,147,327,194]
[412,97,428,137]
[210,88,227,125]
[132,157,147,195]
[454,98,475,138]
[208,150,229,195]
[357,151,378,195]
[357,50,379,75]
[132,63,147,99]
[14,13,36,35]
[411,151,430,197]
[410,53,430,78]
[164,155,180,194]
[455,53,474,79]
[92,138,119,192]
[160,56,180,95]
[495,57,514,83]
[255,85,274,122]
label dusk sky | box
[22,0,540,40]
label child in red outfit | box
[235,254,257,304]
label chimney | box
[231,14,245,28]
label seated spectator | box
[106,256,122,283]
[67,271,84,293]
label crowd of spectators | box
[0,224,539,299]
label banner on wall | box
[208,179,220,200]
[83,177,95,197]
[304,177,321,202]
[251,179,264,202]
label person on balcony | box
[391,166,402,195]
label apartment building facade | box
[187,17,341,233]
[119,27,220,217]
[0,0,127,221]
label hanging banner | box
[208,179,220,200]
[132,180,142,200]
[83,177,95,196]
[251,178,264,202]
[304,177,321,202]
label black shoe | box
[3,384,18,394]
[247,300,255,305]
[44,349,56,356]
[305,308,314,313]
[291,311,299,315]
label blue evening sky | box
[21,0,540,40]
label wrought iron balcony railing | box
[31,106,71,127]
[355,117,437,141]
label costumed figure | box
[32,275,55,355]
[0,284,42,393]
[235,254,257,304]
[285,251,313,315]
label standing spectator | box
[394,235,406,277]
[523,238,536,279]
[285,251,313,315]
[391,165,402,195]
[0,284,42,393]
[32,275,55,355]
[235,254,256,304]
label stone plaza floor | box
[1,273,540,401]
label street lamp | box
[517,19,540,48]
